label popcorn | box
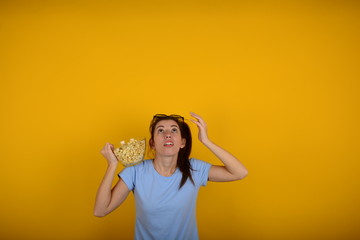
[114,138,146,166]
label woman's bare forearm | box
[204,139,248,179]
[94,163,118,217]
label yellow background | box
[1,1,359,239]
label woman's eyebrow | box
[155,125,179,129]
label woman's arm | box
[190,112,248,182]
[94,143,130,217]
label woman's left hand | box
[190,112,211,145]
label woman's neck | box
[153,155,177,176]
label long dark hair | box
[149,115,194,189]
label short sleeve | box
[190,158,212,186]
[118,166,136,191]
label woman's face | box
[152,119,186,157]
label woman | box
[94,112,248,240]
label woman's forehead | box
[155,119,179,128]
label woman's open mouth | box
[164,142,174,147]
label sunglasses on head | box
[152,114,185,122]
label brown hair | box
[149,116,194,189]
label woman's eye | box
[158,129,164,133]
[171,128,178,133]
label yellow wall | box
[1,1,359,239]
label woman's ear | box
[180,138,186,149]
[149,139,155,149]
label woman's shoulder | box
[126,159,152,169]
[120,159,152,176]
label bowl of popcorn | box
[114,138,146,167]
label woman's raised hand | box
[190,112,211,145]
[100,143,119,166]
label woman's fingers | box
[190,112,210,143]
[190,112,201,121]
[190,112,207,128]
[190,118,200,126]
[107,143,114,151]
[190,112,207,133]
[101,143,115,157]
[190,119,204,131]
[101,143,119,164]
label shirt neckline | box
[151,159,179,178]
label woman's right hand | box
[100,143,119,166]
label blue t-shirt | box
[118,158,212,240]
